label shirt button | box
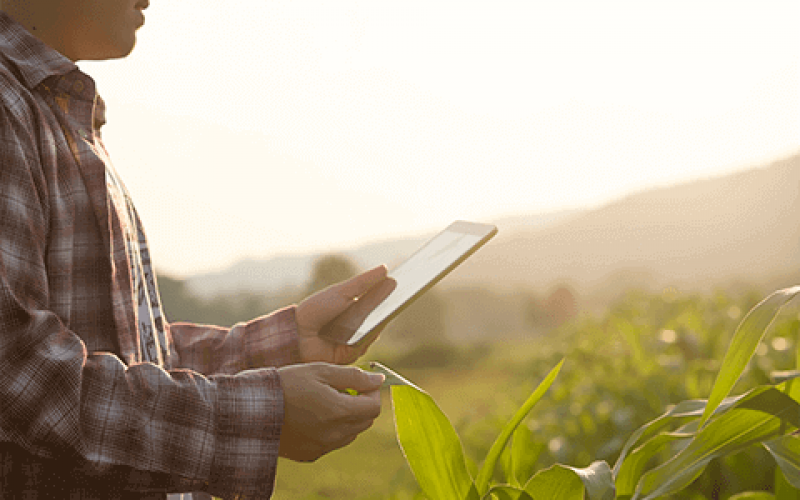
[73,80,85,93]
[78,129,88,139]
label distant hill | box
[185,237,429,299]
[448,152,800,302]
[186,153,799,303]
[185,209,582,298]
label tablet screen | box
[347,221,496,345]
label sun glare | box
[79,0,800,276]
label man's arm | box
[0,102,283,498]
[167,306,301,375]
[167,266,395,375]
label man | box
[0,0,396,498]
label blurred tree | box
[159,273,275,327]
[543,285,578,328]
[523,290,547,329]
[305,253,360,296]
[523,285,579,330]
[200,292,271,327]
[157,274,203,323]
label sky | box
[79,0,800,278]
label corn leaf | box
[522,462,614,500]
[483,485,534,500]
[613,396,745,477]
[500,432,517,488]
[468,483,482,500]
[474,359,564,495]
[501,423,541,488]
[728,493,776,500]
[634,386,800,500]
[699,286,800,427]
[523,464,584,500]
[615,373,800,493]
[764,435,800,489]
[391,384,475,500]
[614,430,693,497]
[775,464,800,500]
[567,461,615,500]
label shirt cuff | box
[242,306,300,370]
[206,368,284,499]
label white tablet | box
[345,220,497,346]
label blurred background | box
[81,0,799,498]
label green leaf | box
[634,386,800,500]
[615,371,800,494]
[775,462,800,500]
[522,462,614,500]
[566,461,615,500]
[614,388,776,491]
[613,398,715,477]
[763,435,800,489]
[700,286,800,427]
[772,371,800,385]
[728,493,776,500]
[483,485,534,500]
[522,464,584,500]
[474,359,564,495]
[501,423,542,488]
[614,430,693,497]
[500,431,517,488]
[391,384,475,500]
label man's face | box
[53,0,149,60]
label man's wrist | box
[243,306,300,369]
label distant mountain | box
[186,153,799,303]
[185,209,582,298]
[448,152,800,302]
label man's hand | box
[277,363,385,462]
[296,265,396,365]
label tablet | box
[345,220,497,346]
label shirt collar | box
[0,11,79,90]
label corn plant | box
[372,285,800,499]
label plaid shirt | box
[0,12,300,499]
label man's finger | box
[348,277,396,323]
[341,391,382,421]
[317,276,396,344]
[323,365,385,393]
[297,265,389,334]
[336,277,397,330]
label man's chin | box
[81,41,137,61]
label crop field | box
[270,286,800,499]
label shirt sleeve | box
[167,306,301,376]
[0,101,283,498]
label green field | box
[271,287,800,499]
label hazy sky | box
[80,0,800,278]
